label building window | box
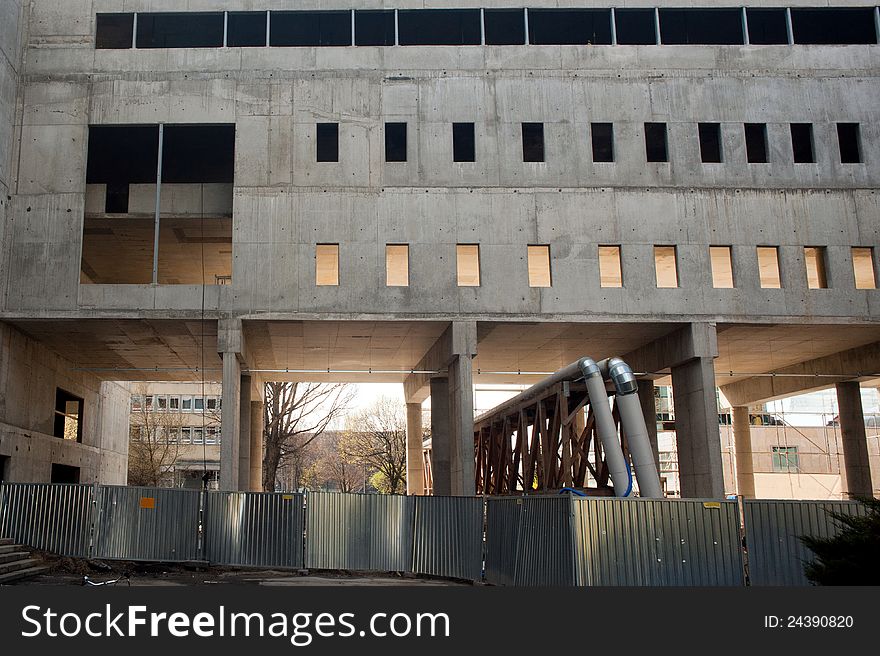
[757,246,782,289]
[615,9,657,45]
[698,123,722,163]
[598,246,623,288]
[456,244,480,287]
[527,245,551,287]
[193,396,205,411]
[54,389,84,443]
[385,122,407,162]
[386,244,409,287]
[316,244,340,286]
[744,123,768,164]
[852,247,877,290]
[355,10,395,46]
[654,246,679,288]
[522,123,545,162]
[484,9,526,45]
[745,9,788,45]
[837,123,862,164]
[591,123,614,163]
[270,11,352,47]
[791,8,877,45]
[136,13,224,48]
[397,9,481,46]
[790,123,815,164]
[453,123,476,162]
[658,9,744,45]
[316,123,339,162]
[645,122,668,162]
[169,396,180,410]
[96,13,134,49]
[710,246,734,288]
[227,12,267,47]
[206,397,218,411]
[182,396,192,411]
[804,247,828,289]
[131,395,143,412]
[527,9,612,45]
[772,446,799,472]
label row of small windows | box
[316,243,879,290]
[95,7,880,49]
[130,395,220,412]
[133,425,221,445]
[316,121,865,165]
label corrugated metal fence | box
[0,483,93,557]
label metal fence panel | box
[306,492,413,572]
[0,483,93,557]
[572,498,744,586]
[744,500,866,586]
[411,495,483,581]
[93,486,201,561]
[204,491,304,568]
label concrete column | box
[249,399,264,492]
[836,381,873,498]
[448,353,476,496]
[671,357,725,498]
[220,352,241,491]
[732,406,756,498]
[638,379,660,471]
[238,376,252,491]
[429,377,451,495]
[406,402,425,495]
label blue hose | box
[558,487,587,497]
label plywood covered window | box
[757,246,782,288]
[654,246,679,288]
[710,246,734,288]
[852,247,877,290]
[456,244,480,287]
[386,244,409,287]
[804,247,828,289]
[598,246,623,288]
[527,245,551,287]
[316,244,339,286]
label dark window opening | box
[105,183,130,213]
[0,455,9,482]
[227,12,267,47]
[659,9,743,45]
[96,13,134,49]
[136,13,224,48]
[484,9,526,45]
[51,464,81,484]
[453,123,476,162]
[837,123,862,164]
[385,122,407,162]
[744,123,768,163]
[54,389,84,443]
[528,9,612,45]
[615,9,657,45]
[745,9,788,45]
[645,122,668,162]
[591,123,614,162]
[355,10,395,46]
[791,8,877,45]
[270,11,351,47]
[522,123,545,162]
[791,123,815,163]
[698,123,722,163]
[317,123,339,162]
[398,10,481,46]
[161,125,234,183]
[86,125,159,184]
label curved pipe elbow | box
[606,357,638,396]
[577,357,601,379]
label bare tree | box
[341,396,408,495]
[262,382,354,491]
[127,385,183,487]
[301,431,361,492]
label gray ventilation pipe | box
[604,358,664,499]
[577,358,632,497]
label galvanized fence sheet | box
[744,500,866,586]
[572,498,744,586]
[204,491,304,568]
[306,492,414,572]
[411,495,483,581]
[0,483,94,557]
[92,486,201,561]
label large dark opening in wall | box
[522,123,545,162]
[791,8,877,45]
[645,122,668,162]
[528,9,612,45]
[659,9,744,45]
[453,123,476,162]
[0,455,9,482]
[744,123,768,163]
[385,123,407,162]
[54,389,84,443]
[837,123,862,164]
[398,10,481,45]
[791,123,815,163]
[270,11,352,47]
[698,123,722,163]
[484,9,526,45]
[227,12,267,47]
[136,13,224,48]
[355,10,395,46]
[51,464,81,484]
[317,123,340,162]
[82,124,234,285]
[96,13,134,49]
[591,123,614,162]
[745,9,788,45]
[614,9,657,45]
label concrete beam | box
[836,382,874,498]
[623,323,718,376]
[721,341,880,407]
[403,321,477,404]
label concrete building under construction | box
[1,0,879,499]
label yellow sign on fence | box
[140,497,156,509]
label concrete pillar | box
[220,351,241,491]
[238,376,252,491]
[671,357,725,498]
[448,353,476,496]
[638,379,660,471]
[429,377,451,495]
[732,406,756,498]
[406,402,426,495]
[249,399,264,492]
[836,381,873,498]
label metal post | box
[524,8,530,45]
[741,7,749,46]
[480,8,485,45]
[132,13,138,49]
[351,9,355,46]
[394,9,399,46]
[265,11,271,47]
[654,8,662,45]
[610,8,617,46]
[785,8,794,45]
[151,123,164,285]
[223,11,228,47]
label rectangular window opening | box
[791,9,877,45]
[744,123,768,164]
[591,123,614,163]
[136,13,224,48]
[757,246,782,289]
[745,9,788,45]
[598,245,623,288]
[852,248,877,290]
[614,9,657,45]
[645,123,668,162]
[270,11,352,47]
[51,464,81,484]
[698,123,723,163]
[453,123,476,162]
[317,123,339,162]
[385,122,407,162]
[227,12,268,47]
[527,9,612,45]
[710,246,734,288]
[772,446,799,472]
[791,123,815,164]
[484,9,526,45]
[355,10,396,46]
[659,9,744,45]
[54,389,84,443]
[456,244,480,287]
[522,123,545,163]
[316,244,340,286]
[527,245,551,287]
[386,244,409,287]
[654,246,679,288]
[837,123,862,164]
[96,13,134,49]
[398,9,481,46]
[804,247,828,289]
